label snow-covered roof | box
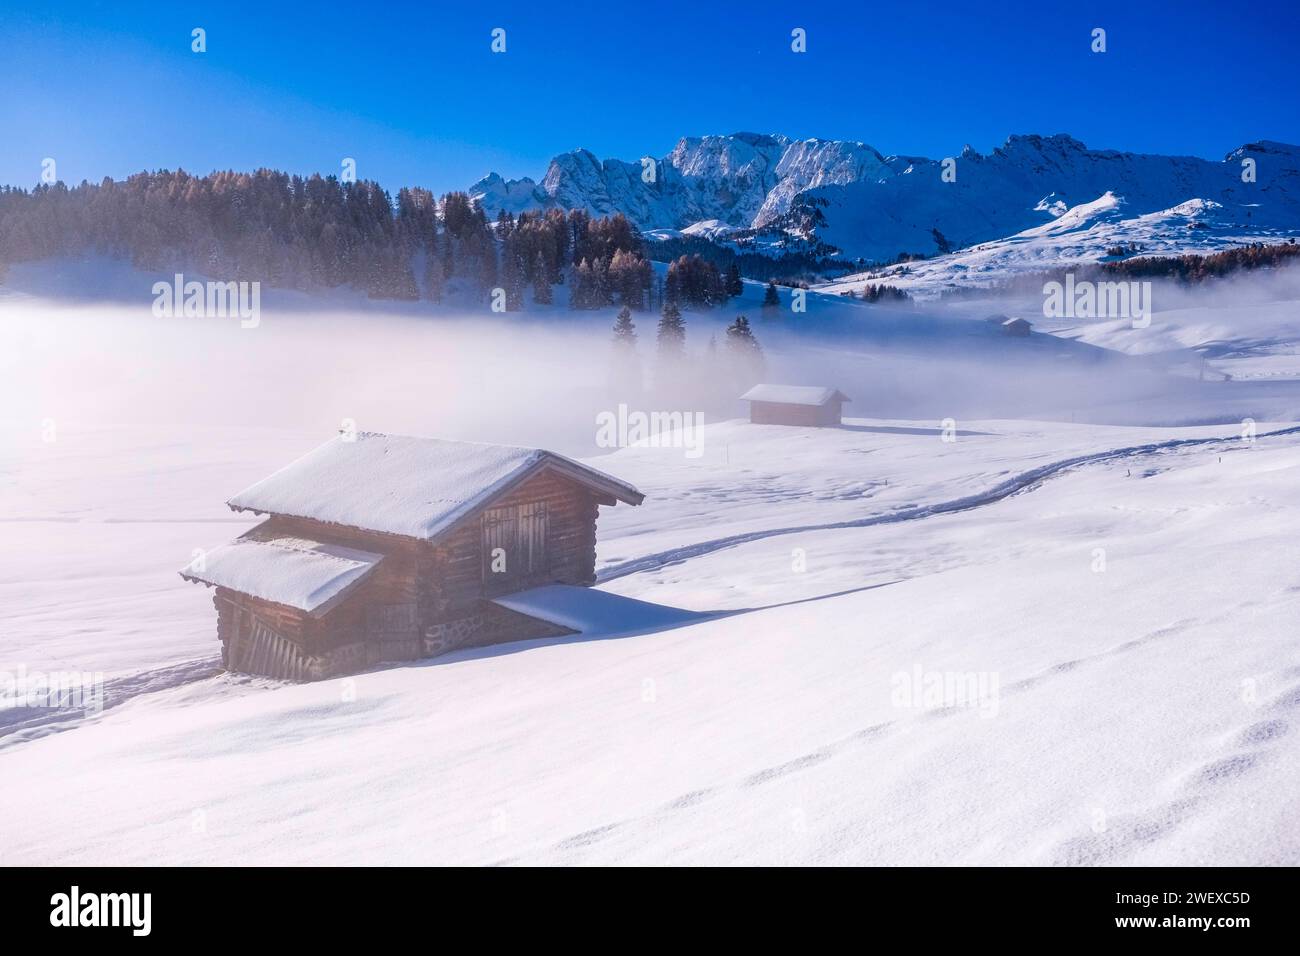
[179,525,384,616]
[227,432,644,540]
[493,584,707,635]
[1002,316,1032,327]
[740,384,851,406]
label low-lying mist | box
[4,267,1300,463]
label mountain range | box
[470,133,1300,266]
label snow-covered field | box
[2,261,1299,865]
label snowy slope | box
[3,425,1299,865]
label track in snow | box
[0,656,224,749]
[597,424,1300,583]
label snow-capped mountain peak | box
[468,132,1300,266]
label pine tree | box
[613,306,637,346]
[609,305,643,396]
[724,314,764,387]
[725,315,761,355]
[725,261,743,297]
[657,300,686,358]
[762,280,781,310]
[496,208,515,242]
[441,191,475,240]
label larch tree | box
[532,252,552,305]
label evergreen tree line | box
[841,283,911,303]
[0,170,665,308]
[663,254,742,307]
[609,299,764,398]
[1097,242,1300,283]
[0,171,427,297]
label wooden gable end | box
[429,465,602,604]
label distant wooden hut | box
[741,384,851,427]
[181,432,644,680]
[1001,316,1032,337]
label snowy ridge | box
[470,131,889,235]
[469,133,1300,265]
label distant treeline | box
[0,171,438,297]
[645,232,857,284]
[840,284,912,303]
[1097,242,1300,281]
[0,170,737,312]
[938,241,1300,301]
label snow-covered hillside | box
[4,413,1300,865]
[815,193,1300,299]
[470,133,1300,264]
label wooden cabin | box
[1001,316,1032,337]
[741,384,851,427]
[180,432,644,680]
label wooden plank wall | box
[750,401,842,427]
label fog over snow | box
[2,257,1299,865]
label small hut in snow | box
[1000,316,1032,337]
[741,384,851,427]
[180,432,644,680]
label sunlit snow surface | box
[1,260,1298,865]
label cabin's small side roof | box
[740,384,851,406]
[179,525,385,617]
[226,432,644,540]
[492,584,708,634]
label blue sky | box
[2,1,1297,194]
